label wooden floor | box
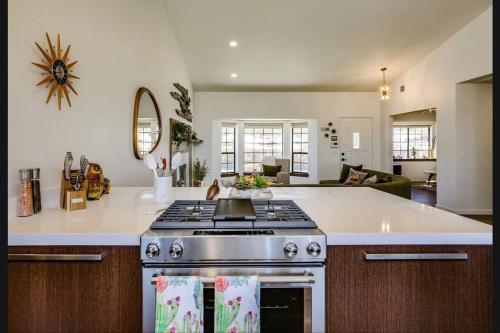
[411,185,492,225]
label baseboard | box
[435,204,492,215]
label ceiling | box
[162,0,491,92]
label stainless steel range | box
[141,198,326,333]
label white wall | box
[381,7,492,213]
[454,83,492,213]
[8,0,192,197]
[193,92,380,183]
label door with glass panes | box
[340,117,373,168]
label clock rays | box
[32,32,79,110]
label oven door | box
[142,265,325,333]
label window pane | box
[353,132,360,149]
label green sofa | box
[271,169,411,199]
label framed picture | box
[328,122,333,126]
[320,127,329,132]
[331,129,336,134]
[324,133,329,138]
[331,136,337,141]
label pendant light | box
[378,67,390,101]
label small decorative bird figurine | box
[206,179,220,200]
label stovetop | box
[150,199,317,229]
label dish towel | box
[214,276,260,333]
[155,276,204,333]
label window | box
[137,120,159,156]
[352,132,360,149]
[292,123,309,173]
[393,126,431,159]
[244,123,283,172]
[221,123,236,173]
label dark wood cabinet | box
[326,245,492,333]
[8,246,142,333]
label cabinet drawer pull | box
[8,253,107,261]
[361,251,468,261]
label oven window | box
[203,288,306,333]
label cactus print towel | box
[155,276,203,333]
[214,276,260,333]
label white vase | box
[154,176,173,203]
[228,187,273,199]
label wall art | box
[32,32,79,110]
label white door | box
[340,117,373,168]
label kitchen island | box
[8,187,492,332]
[8,186,491,246]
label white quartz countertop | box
[8,186,492,246]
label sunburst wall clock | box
[32,32,79,110]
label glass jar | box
[16,169,33,217]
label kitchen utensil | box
[64,152,73,181]
[80,155,86,174]
[63,152,72,180]
[170,152,183,173]
[143,153,158,177]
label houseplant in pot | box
[193,158,209,187]
[226,174,273,199]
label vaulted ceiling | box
[163,0,491,92]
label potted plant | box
[224,174,273,199]
[193,158,209,187]
[172,122,200,151]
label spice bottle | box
[32,168,41,214]
[16,169,33,217]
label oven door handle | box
[151,274,315,285]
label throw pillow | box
[344,168,368,185]
[263,164,282,177]
[376,176,392,183]
[362,175,377,184]
[339,164,363,183]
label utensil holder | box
[60,170,88,209]
[154,176,172,204]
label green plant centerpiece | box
[226,174,273,199]
[193,158,209,187]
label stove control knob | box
[284,242,298,258]
[306,242,321,257]
[145,242,160,258]
[169,242,183,259]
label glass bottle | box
[16,169,33,217]
[32,168,41,214]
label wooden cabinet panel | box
[8,246,142,333]
[326,245,492,333]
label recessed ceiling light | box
[229,41,238,47]
[230,73,238,78]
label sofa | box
[271,169,411,199]
[261,158,290,185]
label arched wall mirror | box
[133,87,162,159]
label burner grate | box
[151,199,316,229]
[252,200,312,222]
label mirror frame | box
[133,87,162,160]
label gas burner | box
[150,199,316,229]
